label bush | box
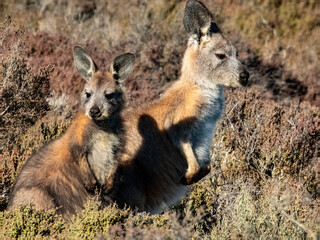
[0,1,319,239]
[0,17,52,150]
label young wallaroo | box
[109,0,249,213]
[7,46,135,218]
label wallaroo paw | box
[197,165,211,181]
[102,175,115,194]
[179,165,211,185]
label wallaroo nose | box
[239,69,250,86]
[89,106,101,118]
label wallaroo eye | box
[105,92,118,100]
[85,91,91,98]
[215,53,227,60]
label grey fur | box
[73,46,96,81]
[106,0,249,214]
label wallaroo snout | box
[108,0,250,214]
[239,69,250,86]
[7,46,135,219]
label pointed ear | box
[110,53,135,84]
[73,46,97,81]
[183,0,219,41]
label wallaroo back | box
[109,0,249,213]
[7,47,135,218]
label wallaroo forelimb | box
[108,0,250,214]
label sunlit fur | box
[108,0,249,214]
[82,72,124,121]
[190,34,246,88]
[7,68,126,219]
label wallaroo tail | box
[7,47,135,218]
[109,0,249,213]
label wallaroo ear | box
[73,46,97,81]
[110,53,135,84]
[183,0,219,40]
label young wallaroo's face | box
[194,33,249,88]
[82,72,124,121]
[184,0,249,88]
[73,46,135,121]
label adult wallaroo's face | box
[183,0,249,88]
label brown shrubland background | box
[0,0,319,239]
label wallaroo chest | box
[190,85,224,168]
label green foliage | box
[67,202,131,239]
[209,181,310,239]
[0,206,66,239]
[0,202,181,239]
[0,17,52,150]
[183,180,214,213]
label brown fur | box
[7,48,135,218]
[7,115,98,218]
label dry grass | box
[0,0,319,239]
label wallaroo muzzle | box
[89,106,101,119]
[239,69,250,86]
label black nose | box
[89,107,101,118]
[239,69,250,86]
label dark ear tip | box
[129,54,136,64]
[186,0,196,5]
[184,0,214,37]
[73,45,81,52]
[128,52,136,58]
[185,0,202,9]
[124,52,136,62]
[186,0,195,4]
[73,46,87,56]
[115,52,136,67]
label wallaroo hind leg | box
[8,187,55,211]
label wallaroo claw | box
[180,165,211,185]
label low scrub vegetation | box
[0,0,319,239]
